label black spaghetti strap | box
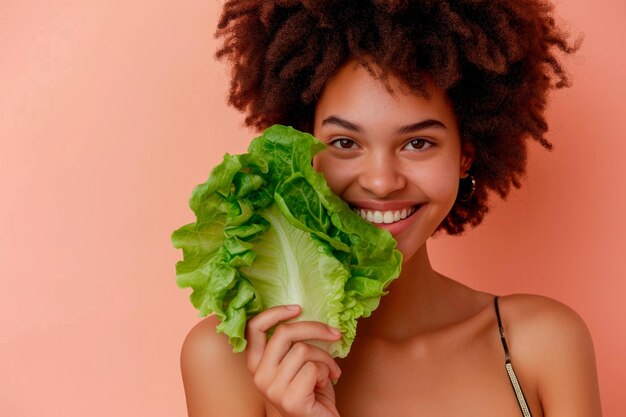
[494,295,511,362]
[494,296,533,417]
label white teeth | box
[352,205,419,224]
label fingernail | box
[286,304,300,310]
[331,378,339,385]
[328,326,341,335]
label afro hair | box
[214,0,582,235]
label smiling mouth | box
[350,205,422,224]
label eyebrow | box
[321,115,447,134]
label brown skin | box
[180,61,602,417]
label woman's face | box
[312,59,473,262]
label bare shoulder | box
[180,315,264,417]
[497,294,602,416]
[497,293,590,334]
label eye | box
[330,138,359,150]
[403,138,433,151]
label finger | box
[256,321,341,377]
[246,305,302,373]
[271,342,341,392]
[282,362,331,414]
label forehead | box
[313,59,457,129]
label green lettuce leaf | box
[171,125,402,358]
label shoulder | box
[495,293,595,362]
[496,293,590,334]
[181,314,243,366]
[180,315,265,417]
[497,294,602,416]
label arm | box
[508,295,603,417]
[535,299,603,416]
[180,315,265,417]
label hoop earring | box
[457,173,476,202]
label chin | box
[395,237,427,264]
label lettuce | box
[171,125,402,358]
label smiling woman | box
[179,1,602,417]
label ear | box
[460,139,475,177]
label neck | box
[356,240,450,341]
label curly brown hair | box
[214,0,581,235]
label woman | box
[180,1,602,416]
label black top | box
[494,296,533,417]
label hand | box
[246,305,343,417]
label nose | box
[358,152,407,197]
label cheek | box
[417,162,460,202]
[312,152,352,195]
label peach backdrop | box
[1,1,624,416]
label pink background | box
[1,1,624,416]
